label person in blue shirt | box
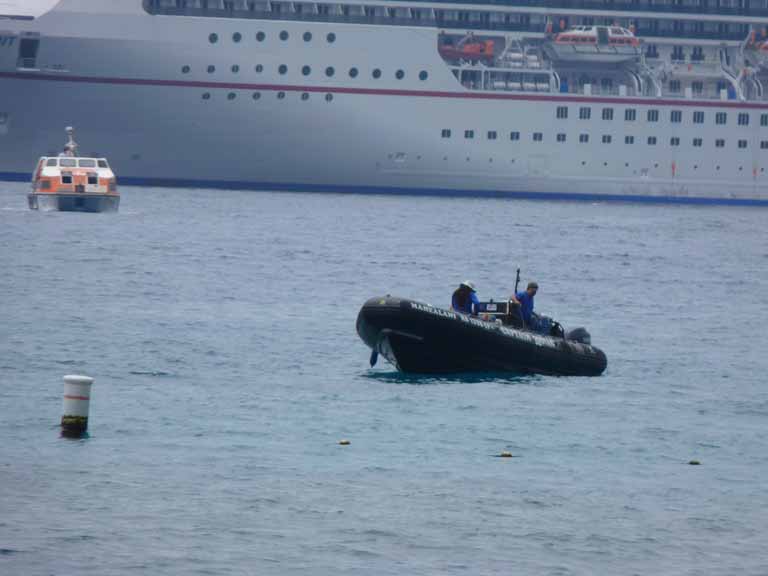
[512,281,538,329]
[451,280,480,315]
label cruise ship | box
[3,0,768,204]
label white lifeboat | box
[544,26,642,65]
[28,127,119,212]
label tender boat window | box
[98,160,108,168]
[87,172,98,185]
[46,158,58,167]
[60,158,77,167]
[61,171,73,184]
[78,159,96,167]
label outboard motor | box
[566,327,591,345]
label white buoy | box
[61,375,93,437]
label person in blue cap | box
[512,281,538,329]
[452,280,479,316]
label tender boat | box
[28,127,119,213]
[438,33,496,63]
[544,26,641,65]
[357,296,607,376]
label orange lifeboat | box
[28,127,119,212]
[439,35,495,63]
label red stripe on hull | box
[2,71,767,110]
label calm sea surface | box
[1,183,767,575]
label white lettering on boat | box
[409,301,558,349]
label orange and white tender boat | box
[29,127,119,212]
[544,26,641,65]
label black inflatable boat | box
[356,296,607,376]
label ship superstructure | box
[2,0,768,203]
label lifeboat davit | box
[28,127,119,213]
[356,296,607,376]
[544,25,641,65]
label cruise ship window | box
[533,132,543,142]
[669,80,681,93]
[441,129,451,138]
[326,67,335,77]
[396,70,405,80]
[279,65,288,75]
[301,93,309,101]
[202,92,211,100]
[602,135,612,144]
[182,65,190,74]
[647,110,659,122]
[716,112,727,125]
[277,92,285,99]
[255,64,263,73]
[252,92,261,100]
[465,130,475,139]
[233,33,242,43]
[302,65,311,76]
[280,31,289,41]
[557,133,566,143]
[761,141,768,149]
[692,82,703,95]
[231,65,239,74]
[207,65,215,74]
[625,109,636,122]
[227,92,236,100]
[738,139,748,148]
[579,134,589,143]
[624,135,634,145]
[372,69,381,79]
[488,131,497,140]
[61,172,72,185]
[325,93,334,102]
[327,33,336,43]
[671,137,680,146]
[693,111,705,124]
[670,110,682,123]
[602,108,613,121]
[716,139,725,147]
[303,32,312,42]
[693,138,702,147]
[256,32,265,42]
[419,71,428,81]
[556,106,568,119]
[738,113,750,126]
[510,131,520,141]
[647,136,657,145]
[209,33,218,44]
[761,114,768,127]
[579,107,591,120]
[349,67,358,78]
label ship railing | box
[369,0,768,19]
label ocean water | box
[1,183,767,575]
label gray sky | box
[0,0,59,17]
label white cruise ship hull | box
[1,1,768,204]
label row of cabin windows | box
[441,130,762,149]
[556,106,762,126]
[209,31,337,44]
[45,158,109,168]
[202,91,335,102]
[183,64,428,81]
